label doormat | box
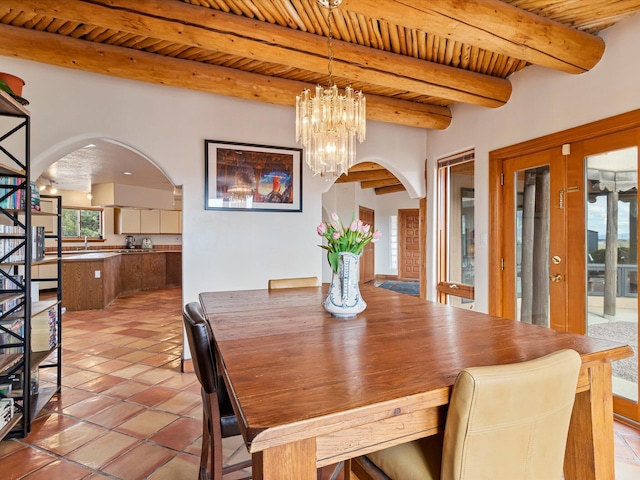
[378,281,419,297]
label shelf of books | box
[28,194,63,433]
[0,90,62,440]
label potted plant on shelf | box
[0,72,28,105]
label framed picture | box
[205,140,303,212]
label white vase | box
[323,252,367,318]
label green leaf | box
[0,80,14,94]
[328,252,339,273]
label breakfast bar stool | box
[183,302,251,480]
[347,349,582,480]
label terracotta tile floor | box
[0,286,636,479]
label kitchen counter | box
[60,248,179,258]
[60,250,182,311]
[60,252,121,261]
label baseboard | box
[614,413,640,431]
[375,274,399,281]
[181,358,194,373]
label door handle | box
[549,273,563,283]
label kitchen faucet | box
[84,235,88,250]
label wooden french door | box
[359,206,375,283]
[492,121,640,422]
[501,150,567,330]
[399,209,420,279]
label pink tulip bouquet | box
[317,212,381,273]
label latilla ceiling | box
[2,0,640,194]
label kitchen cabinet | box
[160,210,181,234]
[165,252,182,286]
[120,253,166,294]
[140,210,160,234]
[115,208,181,235]
[62,251,179,310]
[114,208,141,234]
[62,254,120,311]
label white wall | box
[0,56,427,337]
[426,13,640,313]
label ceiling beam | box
[341,0,605,74]
[8,0,512,107]
[360,178,403,189]
[0,24,451,129]
[335,170,398,183]
[348,162,387,173]
[375,184,407,195]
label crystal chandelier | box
[295,0,366,178]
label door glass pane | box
[515,166,550,327]
[444,161,475,310]
[586,147,638,402]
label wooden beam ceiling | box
[341,0,605,74]
[0,0,616,133]
[14,0,512,108]
[336,162,406,195]
[0,23,451,129]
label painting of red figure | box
[205,140,302,212]
[216,148,293,204]
[259,171,292,203]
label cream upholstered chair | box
[348,349,582,480]
[268,276,319,289]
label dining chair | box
[183,302,251,480]
[347,348,582,480]
[268,276,319,289]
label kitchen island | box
[60,250,181,311]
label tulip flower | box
[317,213,382,273]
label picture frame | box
[204,140,303,212]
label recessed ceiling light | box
[85,143,96,148]
[49,187,58,194]
[123,171,133,176]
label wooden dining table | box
[199,284,633,480]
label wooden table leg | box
[564,361,615,480]
[252,438,317,480]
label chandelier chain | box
[295,0,366,178]
[327,8,334,87]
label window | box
[437,150,475,309]
[62,207,103,239]
[389,215,398,269]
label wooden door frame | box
[359,206,375,283]
[489,109,640,317]
[419,198,426,299]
